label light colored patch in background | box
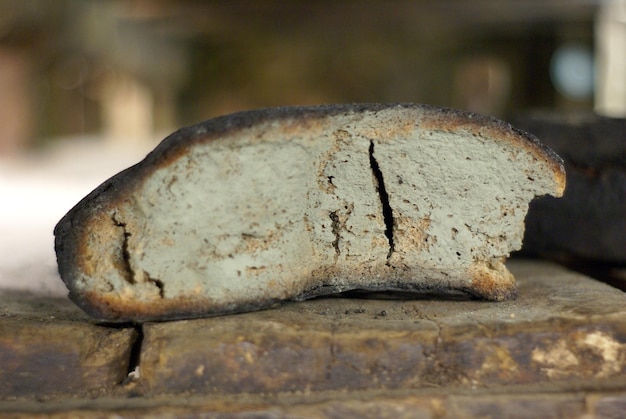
[0,137,154,295]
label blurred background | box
[1,0,625,294]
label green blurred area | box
[0,0,599,152]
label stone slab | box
[1,259,625,412]
[0,292,137,399]
[138,259,626,396]
[2,383,626,418]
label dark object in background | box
[513,113,625,265]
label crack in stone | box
[368,140,395,259]
[112,213,135,284]
[123,323,143,387]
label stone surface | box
[513,113,626,264]
[139,259,626,396]
[0,292,138,399]
[1,259,626,417]
[2,384,626,418]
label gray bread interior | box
[54,104,565,322]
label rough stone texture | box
[0,292,137,400]
[2,384,626,418]
[512,113,626,264]
[1,260,626,416]
[139,260,626,396]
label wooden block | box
[139,260,626,395]
[0,292,137,399]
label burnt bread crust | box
[54,104,565,322]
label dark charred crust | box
[79,290,287,323]
[294,280,481,303]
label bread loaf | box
[54,104,565,322]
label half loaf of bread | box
[55,104,565,322]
